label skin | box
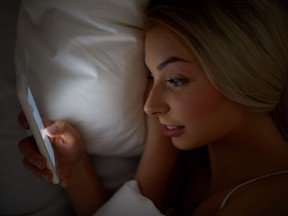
[144,27,246,151]
[18,26,288,215]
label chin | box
[171,137,201,151]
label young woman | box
[18,0,288,215]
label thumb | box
[45,124,61,137]
[45,122,65,154]
[45,120,81,150]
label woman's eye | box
[166,79,186,87]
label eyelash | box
[166,79,187,87]
[146,74,187,88]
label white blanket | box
[95,180,165,216]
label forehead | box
[145,27,196,67]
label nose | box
[144,85,169,116]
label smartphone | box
[16,74,60,184]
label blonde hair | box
[146,0,288,140]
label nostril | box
[144,106,158,116]
[151,111,161,116]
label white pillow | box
[15,0,148,156]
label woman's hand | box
[18,112,108,215]
[18,112,87,187]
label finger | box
[18,111,29,129]
[23,158,53,182]
[18,136,47,170]
[45,120,81,145]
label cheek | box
[179,89,226,120]
[179,88,244,139]
[173,99,240,150]
[185,93,243,143]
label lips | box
[163,125,185,137]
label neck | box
[207,112,288,192]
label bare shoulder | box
[217,172,288,216]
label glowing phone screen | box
[27,87,56,168]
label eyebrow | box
[157,56,188,71]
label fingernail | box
[46,125,58,134]
[35,160,42,169]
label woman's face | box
[144,27,245,150]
